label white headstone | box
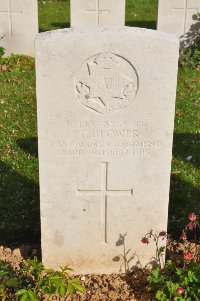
[0,0,38,56]
[71,0,126,26]
[157,0,200,43]
[36,27,179,274]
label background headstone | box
[36,27,179,274]
[0,0,38,56]
[157,0,200,45]
[71,0,126,26]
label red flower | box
[159,231,167,237]
[141,237,149,244]
[176,287,185,294]
[188,222,194,231]
[188,213,197,221]
[184,252,193,260]
[180,230,187,241]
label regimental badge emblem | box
[75,53,139,115]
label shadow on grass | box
[125,20,157,30]
[39,22,70,32]
[0,159,40,246]
[16,137,38,158]
[169,174,200,238]
[173,133,200,171]
[169,133,200,238]
[51,22,70,29]
[39,27,50,33]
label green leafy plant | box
[0,257,85,301]
[17,257,85,301]
[147,259,200,301]
[0,260,19,301]
[0,33,5,58]
[0,47,5,58]
[39,266,86,299]
[145,213,200,301]
[179,45,200,69]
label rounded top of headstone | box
[36,26,179,45]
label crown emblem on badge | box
[94,53,120,69]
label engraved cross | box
[77,162,133,243]
[0,0,22,38]
[86,0,110,25]
[173,0,199,33]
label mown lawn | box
[38,0,158,32]
[0,0,199,244]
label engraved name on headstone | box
[36,27,179,274]
[71,0,126,26]
[0,0,38,56]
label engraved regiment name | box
[50,119,161,158]
[75,52,138,114]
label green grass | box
[0,0,199,244]
[0,56,39,243]
[170,68,200,236]
[126,0,158,29]
[39,0,70,32]
[38,0,158,31]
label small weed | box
[179,44,200,69]
[0,257,85,301]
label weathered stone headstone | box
[71,0,126,26]
[0,0,38,56]
[36,27,179,274]
[157,0,200,44]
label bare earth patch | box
[0,245,153,301]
